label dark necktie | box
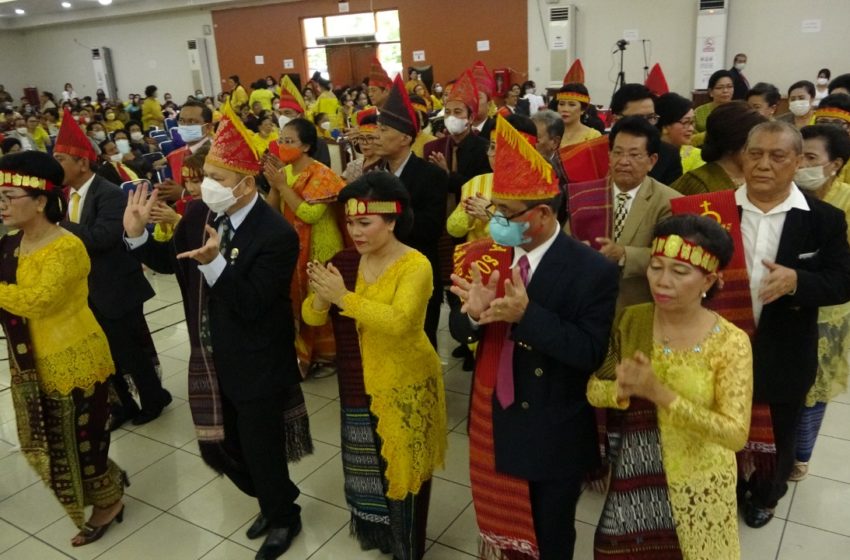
[495,255,530,408]
[215,214,234,256]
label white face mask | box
[789,99,811,117]
[817,78,829,86]
[93,131,106,141]
[177,124,205,143]
[445,115,468,135]
[109,153,124,163]
[734,62,746,71]
[279,115,292,128]
[15,127,27,135]
[130,131,144,142]
[794,165,833,191]
[201,176,247,214]
[115,139,131,154]
[320,121,331,131]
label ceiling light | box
[98,0,112,5]
[62,2,72,7]
[14,8,25,14]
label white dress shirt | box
[735,184,809,324]
[510,221,561,283]
[611,181,643,217]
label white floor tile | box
[0,481,67,534]
[739,514,784,560]
[435,503,478,555]
[125,449,217,510]
[306,525,391,560]
[436,431,470,487]
[304,392,334,417]
[574,520,597,560]
[150,324,190,353]
[0,450,39,501]
[107,432,175,476]
[161,342,190,361]
[422,542,475,559]
[808,434,850,483]
[0,519,27,554]
[289,441,340,484]
[0,392,15,425]
[0,419,20,449]
[777,521,850,559]
[819,401,850,441]
[131,401,197,448]
[426,478,472,541]
[298,459,348,509]
[444,391,470,433]
[788,475,850,536]
[575,486,606,526]
[200,539,256,560]
[301,374,340,400]
[442,364,472,397]
[103,512,223,559]
[0,536,71,559]
[169,476,258,537]
[156,354,190,378]
[307,400,341,448]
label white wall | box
[528,0,850,107]
[1,9,221,103]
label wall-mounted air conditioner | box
[547,4,577,88]
[91,47,118,99]
[188,38,215,96]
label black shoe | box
[744,500,775,528]
[109,406,139,431]
[255,520,302,560]
[451,345,467,358]
[131,391,173,426]
[246,513,270,540]
[462,354,475,372]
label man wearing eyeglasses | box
[594,116,681,309]
[610,83,683,186]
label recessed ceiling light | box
[62,1,72,8]
[98,0,112,5]
[14,8,25,14]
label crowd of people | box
[1,51,850,560]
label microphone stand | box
[612,43,626,99]
[642,39,650,81]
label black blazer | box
[132,198,302,403]
[750,198,850,403]
[730,67,749,100]
[423,134,492,199]
[398,154,449,283]
[459,233,620,480]
[62,174,154,319]
[648,141,683,187]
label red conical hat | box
[563,59,585,85]
[278,75,305,114]
[492,115,558,201]
[206,101,264,175]
[54,108,97,162]
[369,57,392,89]
[471,60,495,99]
[645,63,670,96]
[446,70,480,116]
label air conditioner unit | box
[91,47,118,100]
[187,38,215,97]
[316,34,377,46]
[547,4,577,88]
[693,0,729,90]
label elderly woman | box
[670,101,766,195]
[588,214,752,560]
[303,173,446,560]
[552,82,601,149]
[694,70,736,135]
[0,151,125,546]
[264,117,346,375]
[341,112,381,183]
[789,125,850,480]
[656,92,704,173]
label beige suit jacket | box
[613,175,682,309]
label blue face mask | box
[177,124,205,142]
[489,212,530,247]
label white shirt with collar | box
[70,173,96,219]
[392,151,413,178]
[510,220,561,283]
[188,135,211,154]
[735,183,810,324]
[125,193,260,287]
[611,181,643,216]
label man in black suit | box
[53,118,171,427]
[375,76,449,347]
[452,117,619,559]
[736,121,850,527]
[730,53,750,100]
[122,126,306,558]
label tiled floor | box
[1,272,850,559]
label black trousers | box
[529,473,584,560]
[749,398,806,509]
[94,305,166,412]
[220,390,301,527]
[424,285,443,351]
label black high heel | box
[71,504,125,547]
[121,470,131,488]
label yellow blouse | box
[588,307,752,560]
[560,125,601,148]
[141,97,164,131]
[303,251,446,499]
[0,234,113,395]
[285,165,343,263]
[446,173,493,241]
[680,145,705,173]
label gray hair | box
[530,109,565,141]
[746,120,803,154]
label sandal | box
[71,504,124,547]
[789,461,808,482]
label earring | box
[701,292,707,298]
[37,207,44,213]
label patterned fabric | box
[612,192,630,242]
[588,304,753,560]
[795,402,827,463]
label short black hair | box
[818,93,850,113]
[828,73,850,94]
[283,118,318,158]
[653,214,734,298]
[180,100,213,124]
[608,115,661,156]
[0,151,67,222]
[702,101,767,162]
[144,85,157,97]
[746,82,780,107]
[229,75,240,84]
[708,69,734,90]
[819,68,831,80]
[338,172,414,240]
[788,80,815,99]
[505,113,538,138]
[801,125,850,171]
[1,137,22,154]
[610,83,653,115]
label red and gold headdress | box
[54,107,97,162]
[278,75,306,114]
[206,101,265,175]
[814,107,850,124]
[0,171,57,191]
[651,234,720,274]
[556,90,590,104]
[345,198,402,216]
[491,115,558,201]
[369,57,392,90]
[377,75,420,138]
[563,59,585,85]
[447,70,480,116]
[471,60,495,100]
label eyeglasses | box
[610,150,650,162]
[0,193,32,206]
[678,118,695,127]
[485,205,537,226]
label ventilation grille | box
[699,0,725,10]
[187,40,197,50]
[550,6,570,21]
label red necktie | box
[495,254,530,408]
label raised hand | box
[450,262,500,321]
[478,266,528,325]
[307,261,348,306]
[176,225,220,264]
[150,202,181,226]
[124,182,158,238]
